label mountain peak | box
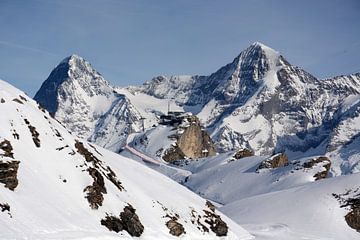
[34,54,112,115]
[60,54,83,64]
[245,41,279,59]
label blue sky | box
[0,0,359,96]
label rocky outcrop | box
[0,140,14,158]
[166,217,185,236]
[24,119,40,148]
[203,209,228,236]
[233,148,254,160]
[75,141,124,208]
[163,116,216,162]
[0,140,19,191]
[303,156,331,180]
[101,204,144,237]
[333,189,360,232]
[257,153,288,171]
[84,167,106,209]
[0,161,20,191]
[177,116,216,159]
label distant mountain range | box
[35,42,360,176]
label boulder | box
[101,204,144,237]
[257,153,288,170]
[163,116,216,162]
[233,148,254,160]
[120,204,144,237]
[166,218,185,236]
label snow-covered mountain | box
[34,55,142,152]
[127,43,360,175]
[34,43,360,176]
[0,79,252,239]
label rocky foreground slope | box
[0,79,251,239]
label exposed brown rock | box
[166,218,185,236]
[84,167,106,209]
[24,119,40,147]
[345,208,360,232]
[203,210,228,237]
[76,141,125,205]
[1,98,5,103]
[106,166,124,192]
[233,148,254,160]
[303,156,331,180]
[101,204,144,237]
[75,141,99,163]
[257,153,289,170]
[0,160,20,191]
[101,215,124,233]
[333,189,360,232]
[162,146,186,162]
[120,204,144,237]
[177,116,216,159]
[0,140,14,158]
[163,116,216,162]
[206,200,216,212]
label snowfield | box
[0,79,252,239]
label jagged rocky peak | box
[34,54,113,114]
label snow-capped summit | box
[34,54,113,114]
[34,55,142,150]
[121,43,360,175]
[34,43,360,175]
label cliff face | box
[163,116,216,162]
[177,116,216,159]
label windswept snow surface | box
[121,150,360,239]
[0,79,252,239]
[221,173,360,240]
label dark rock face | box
[303,156,331,180]
[233,148,254,160]
[257,153,289,170]
[34,59,70,114]
[101,216,124,233]
[162,146,186,163]
[0,203,11,218]
[75,141,124,208]
[84,167,106,209]
[0,161,20,191]
[333,189,360,232]
[166,218,185,236]
[345,208,360,232]
[24,119,40,147]
[202,201,228,237]
[203,210,228,237]
[0,140,14,158]
[163,116,216,162]
[75,141,99,163]
[0,139,19,191]
[120,205,144,237]
[101,205,144,237]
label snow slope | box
[0,79,252,239]
[221,173,360,239]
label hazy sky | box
[0,0,359,96]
